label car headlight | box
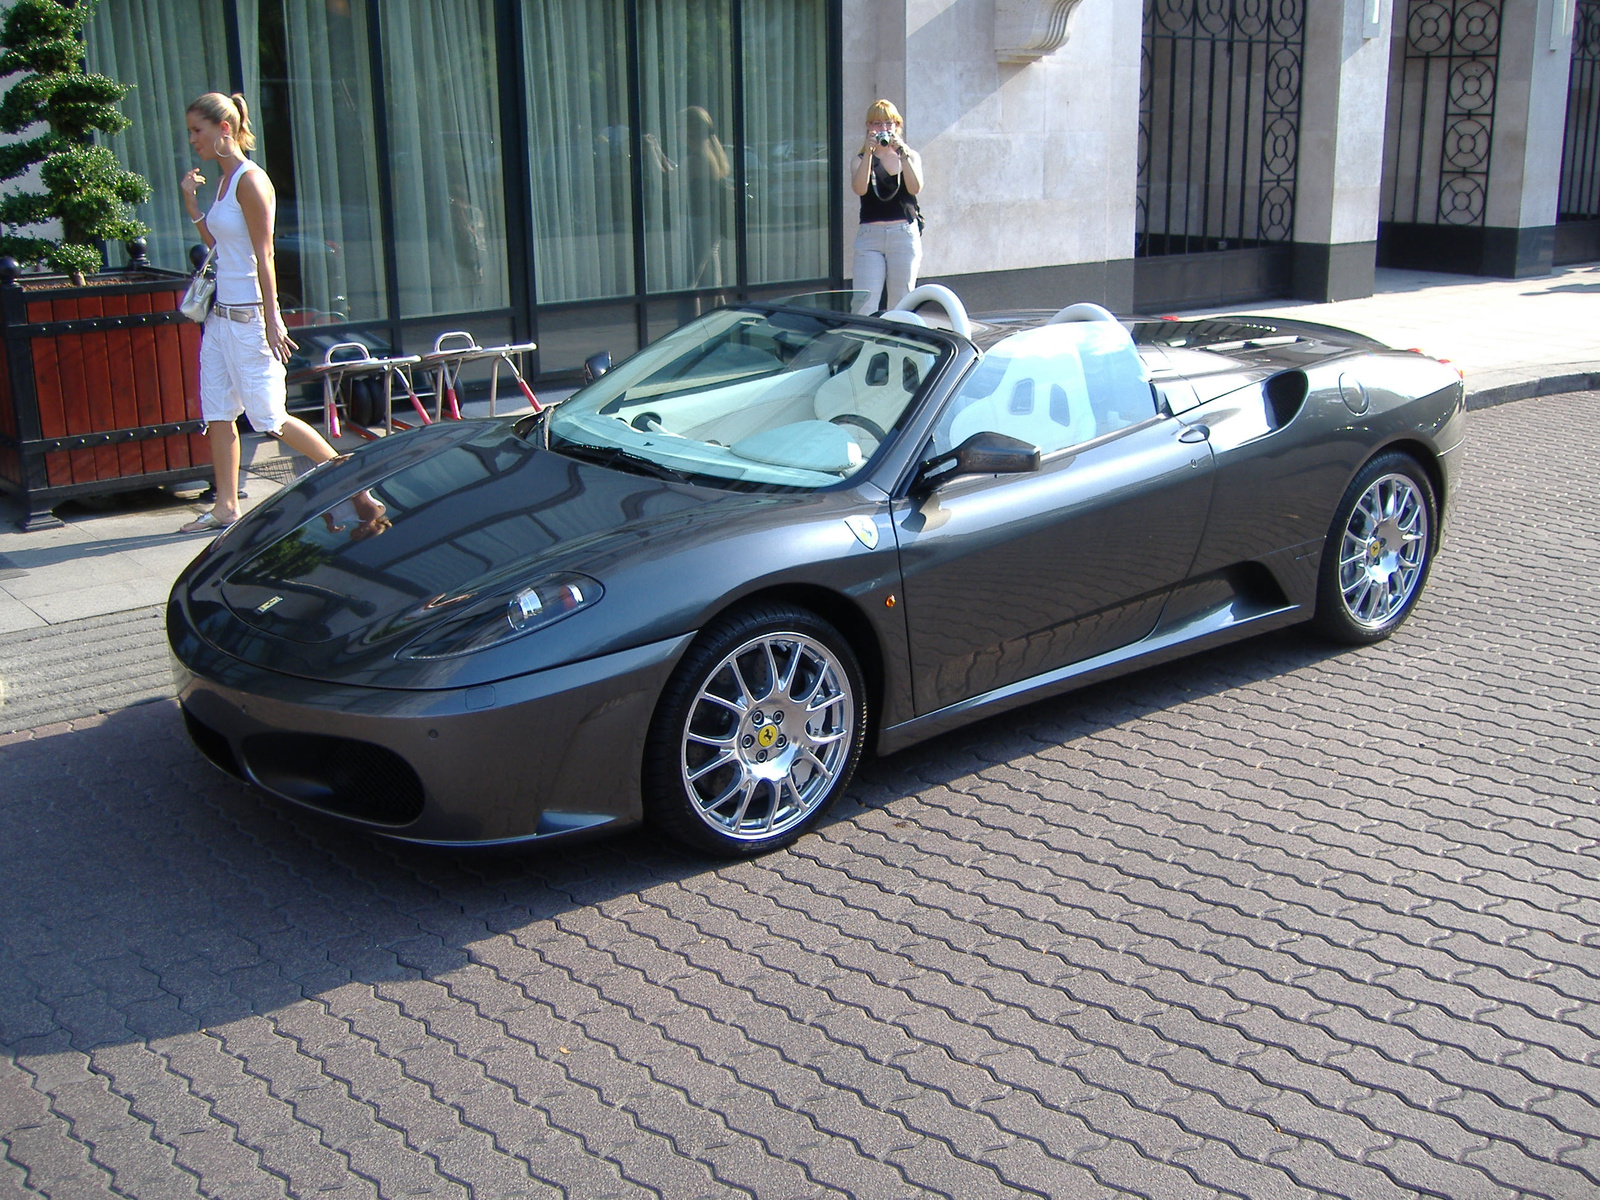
[397,572,602,659]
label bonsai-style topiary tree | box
[0,0,149,284]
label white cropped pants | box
[851,219,922,314]
[199,309,289,435]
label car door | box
[890,323,1216,714]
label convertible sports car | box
[169,287,1465,855]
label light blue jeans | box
[852,219,922,313]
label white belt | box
[212,303,262,322]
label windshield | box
[546,307,948,488]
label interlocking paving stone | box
[0,392,1597,1198]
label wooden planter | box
[0,248,212,530]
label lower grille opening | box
[240,733,425,826]
[182,705,244,779]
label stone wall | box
[841,0,1140,307]
[844,0,1590,308]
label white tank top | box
[205,159,265,305]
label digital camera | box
[875,131,894,146]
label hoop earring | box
[214,134,237,158]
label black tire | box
[1311,451,1437,645]
[346,377,381,427]
[643,603,868,856]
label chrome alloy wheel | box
[679,631,855,842]
[1336,471,1430,629]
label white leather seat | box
[938,321,1150,456]
[946,355,1095,452]
[813,344,929,434]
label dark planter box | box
[0,249,212,530]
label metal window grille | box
[1137,0,1305,258]
[1382,0,1502,227]
[1558,0,1600,220]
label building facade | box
[75,0,1600,379]
[856,0,1600,314]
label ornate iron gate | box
[1382,0,1502,227]
[1137,0,1306,257]
[1559,0,1600,222]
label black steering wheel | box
[829,413,887,441]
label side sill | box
[875,599,1303,756]
[381,811,632,850]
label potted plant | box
[0,0,210,530]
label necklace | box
[870,157,901,201]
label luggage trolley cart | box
[414,332,542,420]
[308,342,425,440]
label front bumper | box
[171,606,694,845]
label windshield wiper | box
[552,437,691,483]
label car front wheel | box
[644,603,867,856]
[1312,451,1437,644]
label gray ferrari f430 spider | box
[170,287,1465,855]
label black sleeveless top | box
[858,155,920,225]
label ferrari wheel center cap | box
[741,707,792,762]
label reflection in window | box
[381,0,509,317]
[259,0,387,324]
[639,0,735,302]
[525,0,634,303]
[743,0,828,284]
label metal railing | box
[1559,0,1600,221]
[1137,0,1306,257]
[1382,0,1503,227]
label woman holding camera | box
[849,99,924,314]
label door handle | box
[1178,425,1211,443]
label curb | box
[1465,371,1600,411]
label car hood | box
[176,419,865,689]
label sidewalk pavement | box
[1177,262,1600,408]
[0,262,1596,645]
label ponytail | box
[230,93,256,152]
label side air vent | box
[1264,370,1308,429]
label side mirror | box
[582,351,611,384]
[913,431,1040,493]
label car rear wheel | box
[644,603,867,856]
[1311,451,1436,644]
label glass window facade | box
[381,0,510,319]
[257,0,387,324]
[524,0,634,304]
[88,0,838,379]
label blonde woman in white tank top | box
[177,92,343,534]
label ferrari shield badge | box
[844,515,879,550]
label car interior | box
[552,289,1164,483]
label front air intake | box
[182,704,244,780]
[240,733,425,825]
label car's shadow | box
[840,626,1344,807]
[0,626,1352,1055]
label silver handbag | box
[179,246,216,323]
